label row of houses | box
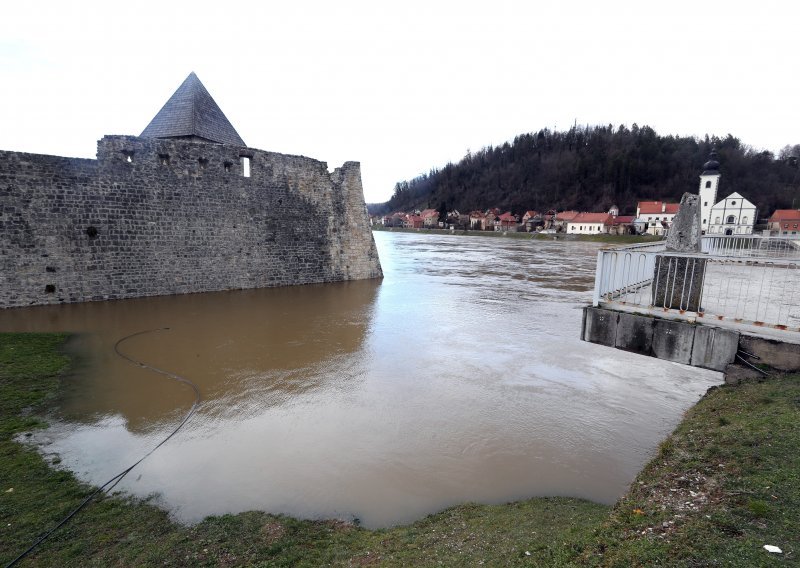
[376,208,636,234]
[374,151,800,238]
[374,204,800,237]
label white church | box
[699,150,757,235]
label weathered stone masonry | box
[0,135,383,308]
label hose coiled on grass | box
[5,328,201,567]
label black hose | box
[5,328,201,568]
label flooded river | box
[1,232,721,527]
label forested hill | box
[371,125,800,217]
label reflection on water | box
[1,232,721,527]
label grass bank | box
[2,333,798,566]
[584,373,800,566]
[372,226,662,245]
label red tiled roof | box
[611,215,635,225]
[637,201,680,215]
[769,209,800,222]
[556,210,579,221]
[569,212,613,225]
[497,212,516,222]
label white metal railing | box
[701,235,800,259]
[593,237,800,332]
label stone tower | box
[698,149,721,235]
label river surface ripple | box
[1,232,721,528]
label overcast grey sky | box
[1,1,798,203]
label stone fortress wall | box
[0,135,383,308]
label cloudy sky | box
[1,1,798,203]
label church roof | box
[140,72,246,146]
[711,193,755,209]
[702,148,721,175]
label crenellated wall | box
[0,136,382,308]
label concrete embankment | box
[582,306,800,380]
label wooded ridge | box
[370,125,800,217]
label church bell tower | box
[698,149,721,235]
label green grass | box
[2,332,799,566]
[583,376,800,566]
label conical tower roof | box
[141,72,245,146]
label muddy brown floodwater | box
[0,232,721,528]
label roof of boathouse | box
[140,72,246,146]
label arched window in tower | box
[715,217,720,224]
[705,181,711,188]
[742,216,748,225]
[726,215,736,224]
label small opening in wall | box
[159,154,170,165]
[86,226,98,238]
[241,156,251,177]
[198,157,208,169]
[45,284,56,294]
[122,150,134,163]
[224,161,232,173]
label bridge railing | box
[593,236,800,333]
[701,235,800,259]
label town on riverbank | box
[372,202,800,240]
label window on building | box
[705,181,711,188]
[742,217,748,225]
[703,218,707,224]
[241,156,251,177]
[731,201,737,205]
[715,217,720,224]
[726,215,736,224]
[704,201,708,206]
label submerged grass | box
[1,332,798,566]
[0,332,606,567]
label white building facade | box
[635,201,679,236]
[566,212,612,234]
[707,192,757,235]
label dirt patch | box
[260,521,286,544]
